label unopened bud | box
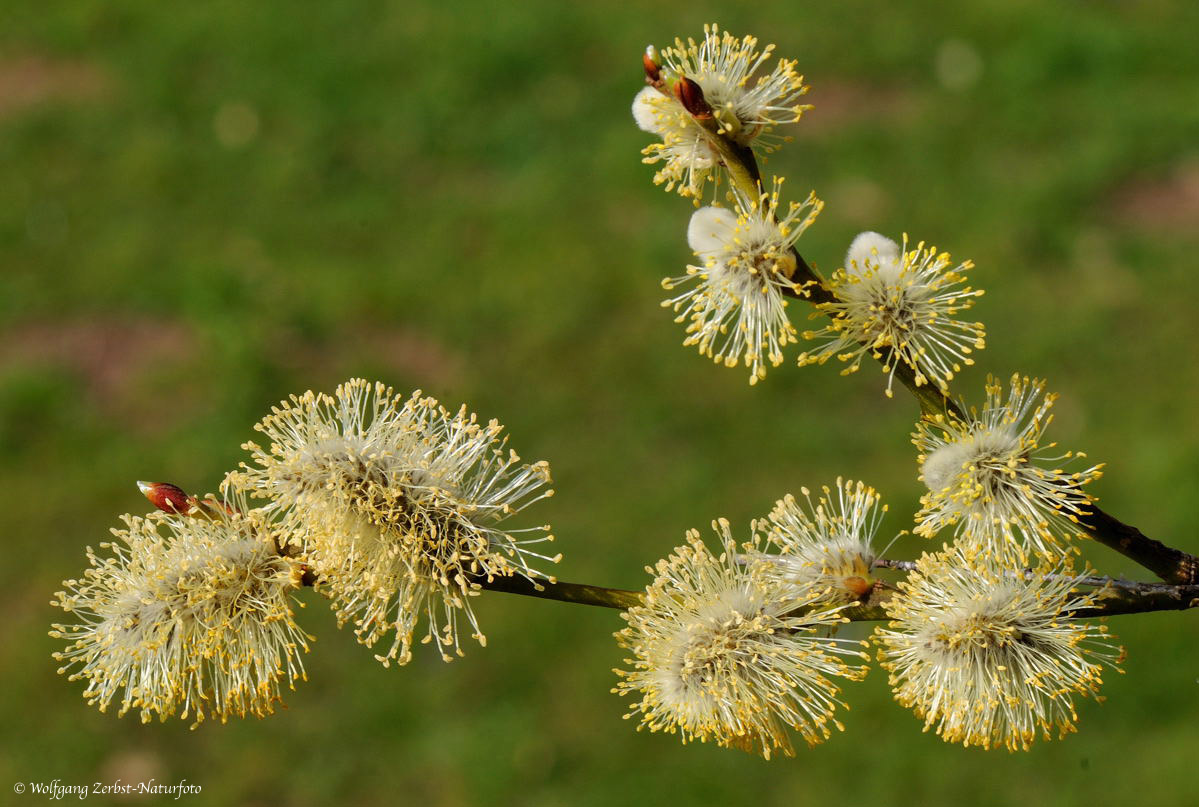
[137,481,193,514]
[137,481,239,520]
[673,76,712,118]
[643,45,661,83]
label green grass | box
[3,1,1199,804]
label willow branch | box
[871,557,1199,618]
[292,565,644,609]
[142,483,1198,620]
[473,568,1196,622]
[699,126,1199,585]
[1075,507,1198,585]
[1071,582,1199,618]
[294,548,1199,620]
[471,575,644,609]
[874,556,1119,588]
[833,582,1199,621]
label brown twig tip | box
[643,45,661,83]
[674,76,712,118]
[137,480,192,514]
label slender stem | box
[296,553,1198,620]
[830,582,1199,621]
[872,557,1199,618]
[876,557,1169,591]
[1075,506,1198,585]
[296,565,644,609]
[694,118,762,196]
[472,575,644,609]
[283,512,1199,620]
[1072,582,1199,618]
[471,565,1195,622]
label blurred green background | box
[3,0,1198,804]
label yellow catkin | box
[614,519,868,758]
[875,544,1123,751]
[228,378,558,665]
[51,495,309,726]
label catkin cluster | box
[53,380,557,724]
[53,22,1144,758]
[625,23,1121,754]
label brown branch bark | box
[470,574,644,609]
[468,569,1199,622]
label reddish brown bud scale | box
[642,52,661,83]
[674,76,712,118]
[137,481,193,514]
